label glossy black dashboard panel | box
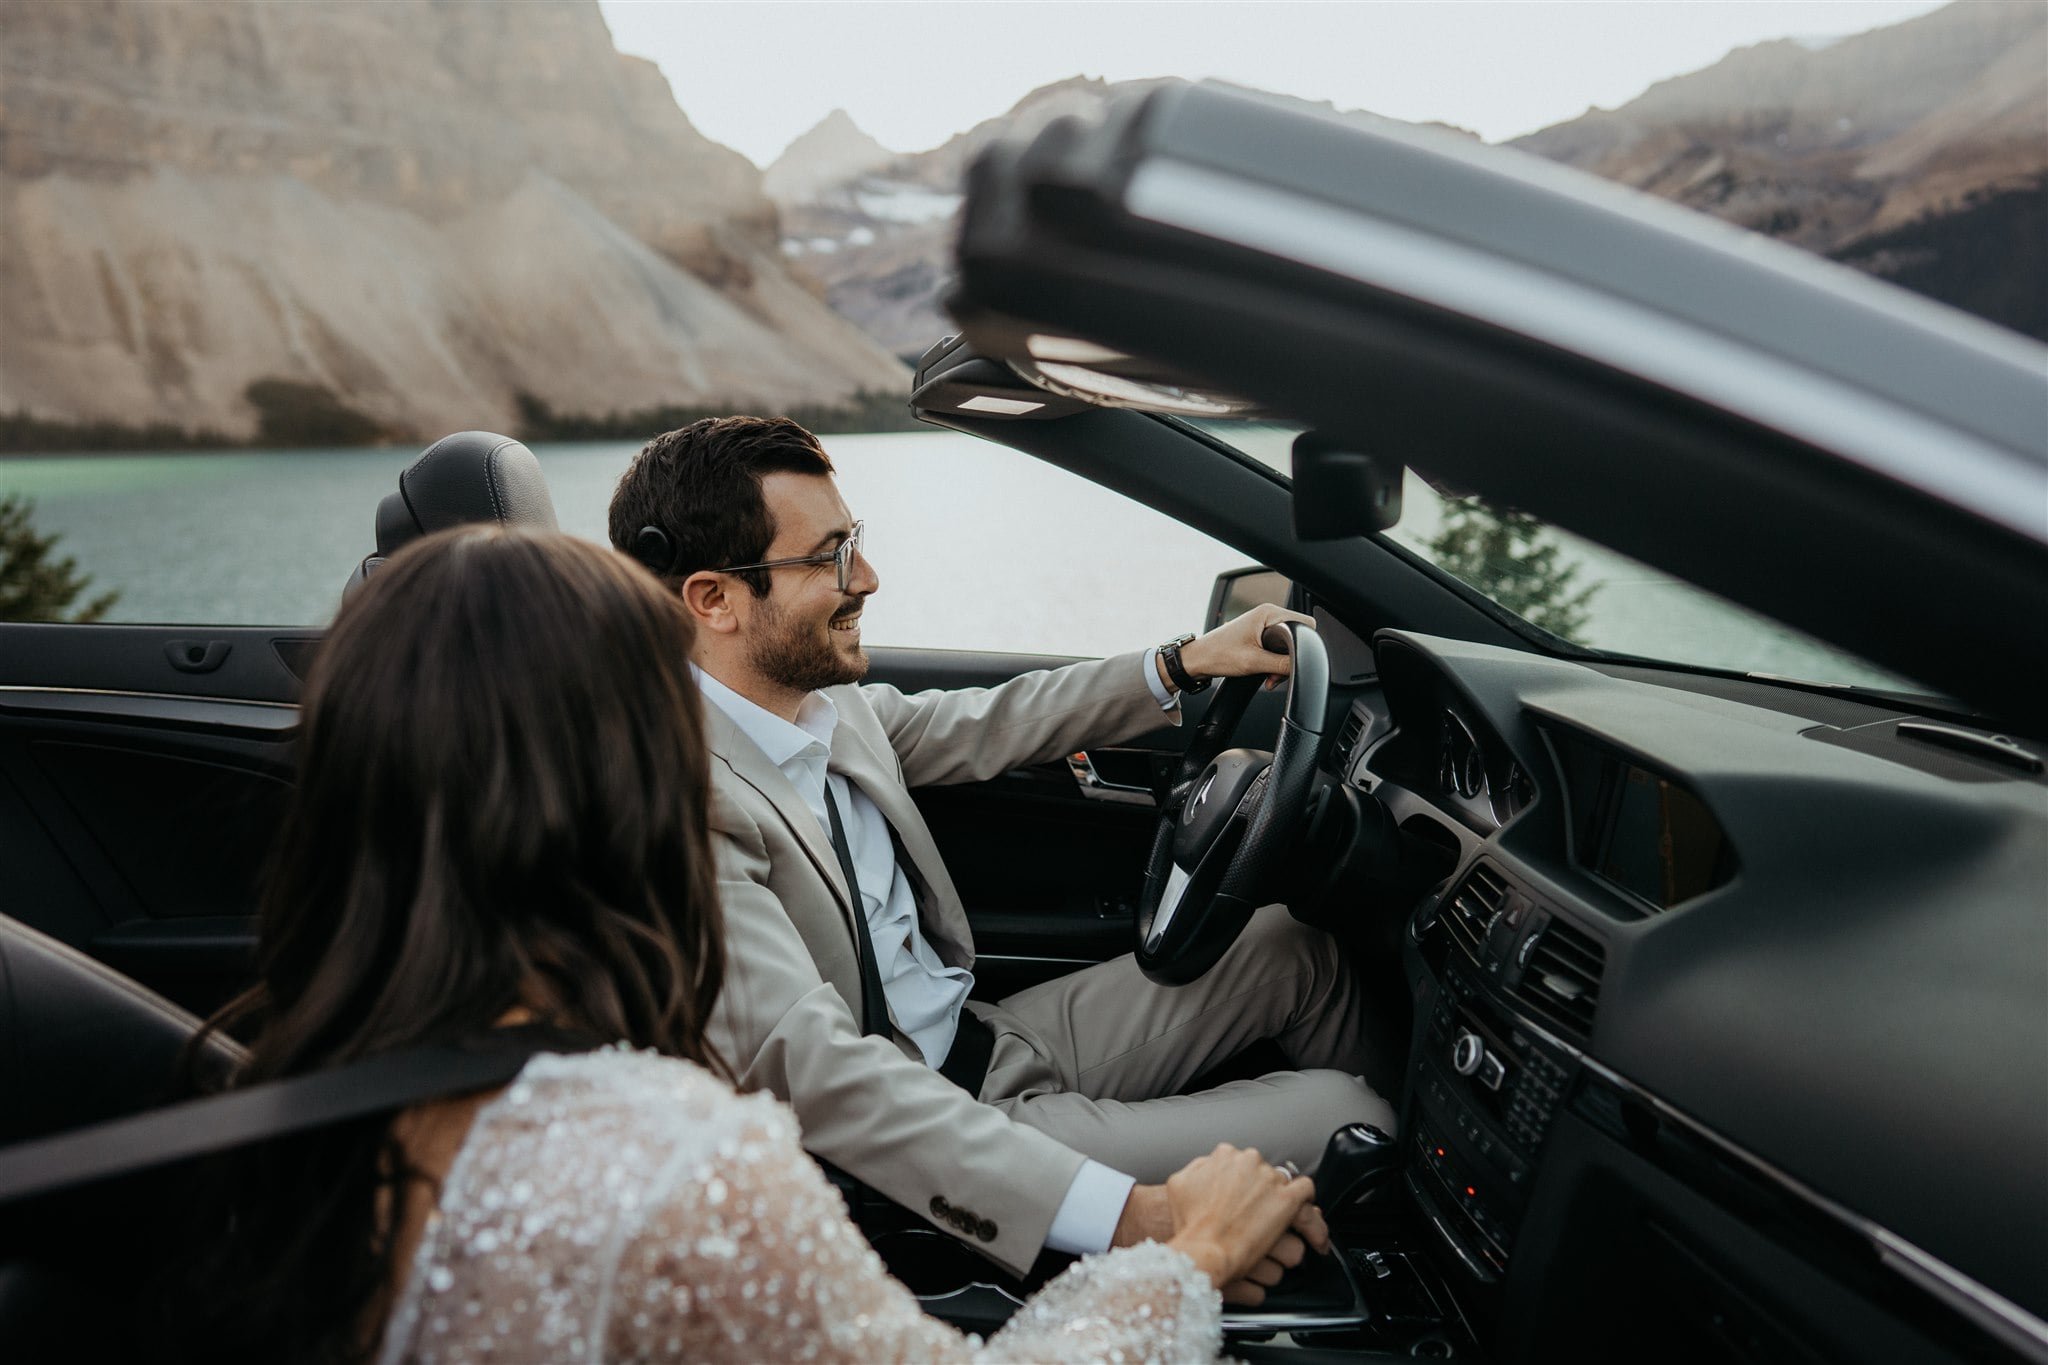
[1334,630,2048,1360]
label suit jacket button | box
[930,1196,950,1218]
[976,1219,997,1242]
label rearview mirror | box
[1207,566,1292,631]
[1292,431,1402,538]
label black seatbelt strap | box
[0,1033,566,1210]
[824,778,994,1097]
[823,780,892,1040]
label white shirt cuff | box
[1142,647,1181,711]
[1044,1159,1138,1255]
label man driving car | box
[608,415,1396,1279]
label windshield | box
[1192,420,1926,694]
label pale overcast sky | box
[598,0,1950,167]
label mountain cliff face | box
[782,2,2044,355]
[1511,0,2045,337]
[0,0,905,440]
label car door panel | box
[0,630,1289,1010]
[0,623,305,1013]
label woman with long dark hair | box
[175,526,1315,1363]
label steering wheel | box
[1134,620,1329,986]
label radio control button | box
[1452,1031,1484,1075]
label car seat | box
[345,430,560,594]
[0,913,244,1350]
[0,913,243,1147]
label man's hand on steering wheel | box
[1160,604,1318,696]
[1137,611,1332,986]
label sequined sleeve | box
[612,1094,1223,1363]
[379,1050,1221,1364]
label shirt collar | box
[693,665,838,769]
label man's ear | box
[680,571,742,634]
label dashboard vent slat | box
[1514,914,1605,1042]
[1440,863,1509,963]
[1333,706,1368,769]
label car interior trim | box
[0,687,299,734]
[1872,1229,2048,1365]
[1578,1057,2048,1363]
[1119,157,2047,545]
[1404,1172,1498,1284]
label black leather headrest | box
[347,431,560,594]
[382,430,559,553]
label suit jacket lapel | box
[701,700,857,928]
[828,720,975,968]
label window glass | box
[829,432,1247,657]
[1187,418,1925,694]
[1382,474,1924,692]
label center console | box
[1404,858,1598,1292]
[1409,959,1573,1280]
[883,853,1602,1358]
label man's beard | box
[748,591,868,693]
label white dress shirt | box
[696,662,1181,1254]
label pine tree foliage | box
[0,494,119,622]
[1424,499,1596,641]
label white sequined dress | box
[375,1048,1223,1363]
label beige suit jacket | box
[703,649,1170,1273]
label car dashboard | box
[1311,629,2048,1363]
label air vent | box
[1514,914,1605,1042]
[1333,705,1368,768]
[1441,863,1509,963]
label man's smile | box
[830,608,862,634]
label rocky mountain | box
[763,109,894,208]
[0,0,906,442]
[1512,0,2046,338]
[782,2,2045,356]
[779,77,1176,357]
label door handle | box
[166,639,232,673]
[1066,751,1155,806]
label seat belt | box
[824,779,994,1096]
[823,781,893,1040]
[0,1031,569,1211]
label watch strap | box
[1160,634,1211,694]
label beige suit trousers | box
[973,904,1398,1182]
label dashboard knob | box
[1452,1030,1484,1076]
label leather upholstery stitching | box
[483,439,511,523]
[397,432,457,533]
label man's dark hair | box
[608,416,835,596]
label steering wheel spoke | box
[1135,622,1330,985]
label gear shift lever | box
[1316,1122,1401,1212]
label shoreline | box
[0,386,924,460]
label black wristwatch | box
[1159,633,1211,695]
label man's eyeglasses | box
[713,522,865,592]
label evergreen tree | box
[1424,499,1596,641]
[0,494,119,622]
